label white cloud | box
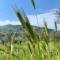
[27,11,55,29]
[0,9,57,29]
[0,20,20,26]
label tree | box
[55,8,60,31]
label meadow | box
[0,40,60,60]
[0,10,60,60]
[0,0,60,60]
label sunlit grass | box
[0,0,60,60]
[0,41,60,60]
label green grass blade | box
[31,0,36,9]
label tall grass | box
[0,41,60,60]
[14,2,60,60]
[0,0,60,60]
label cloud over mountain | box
[0,19,20,26]
[0,9,58,29]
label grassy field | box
[0,0,60,60]
[0,41,60,60]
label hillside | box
[0,24,60,39]
[0,25,24,32]
[0,24,54,33]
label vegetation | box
[0,0,60,60]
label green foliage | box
[44,21,49,45]
[54,8,60,31]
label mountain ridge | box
[0,24,54,33]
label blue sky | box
[0,0,60,29]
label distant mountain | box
[0,25,24,32]
[0,24,60,41]
[0,24,54,33]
